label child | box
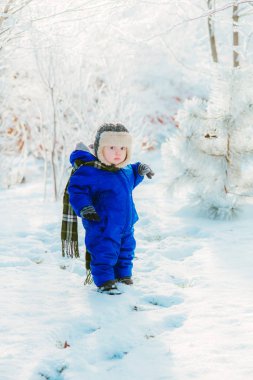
[68,123,154,294]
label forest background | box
[2,0,252,210]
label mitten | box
[80,206,101,221]
[138,163,155,179]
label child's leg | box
[114,228,136,279]
[85,227,120,287]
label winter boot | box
[117,277,133,285]
[97,280,122,295]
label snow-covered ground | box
[1,153,253,380]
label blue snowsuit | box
[68,149,144,286]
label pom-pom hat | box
[94,123,132,168]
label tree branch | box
[11,0,34,16]
[30,0,122,23]
[0,0,15,27]
[3,0,15,14]
[142,0,253,43]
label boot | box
[97,280,121,295]
[117,277,133,285]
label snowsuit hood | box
[70,148,96,166]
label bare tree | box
[207,0,218,63]
[207,0,240,67]
[0,0,34,49]
[233,3,240,67]
[156,0,253,70]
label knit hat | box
[94,123,132,168]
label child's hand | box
[80,206,101,221]
[138,163,155,179]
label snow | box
[1,152,253,380]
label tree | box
[207,0,219,63]
[0,0,128,192]
[159,1,253,218]
[162,65,253,219]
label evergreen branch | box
[198,150,226,158]
[226,190,253,197]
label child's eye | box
[120,147,126,150]
[110,146,114,150]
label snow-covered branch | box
[142,0,253,42]
[162,65,253,219]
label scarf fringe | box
[62,240,93,285]
[84,269,93,285]
[62,240,80,258]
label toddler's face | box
[102,146,127,165]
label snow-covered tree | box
[162,65,253,219]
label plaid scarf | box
[61,159,119,259]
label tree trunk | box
[233,4,239,67]
[224,132,231,194]
[207,0,218,63]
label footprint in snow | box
[171,276,195,288]
[164,314,187,329]
[33,360,68,380]
[51,323,100,350]
[161,245,199,261]
[141,232,169,242]
[108,351,128,360]
[132,294,184,311]
[180,225,210,238]
[38,366,67,380]
[59,260,86,277]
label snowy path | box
[1,158,253,380]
